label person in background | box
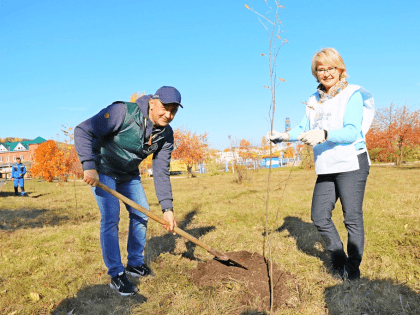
[11,157,26,196]
[75,86,182,296]
[268,48,375,281]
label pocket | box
[357,152,369,174]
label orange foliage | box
[130,91,145,102]
[0,137,26,143]
[31,140,81,182]
[172,128,208,176]
[366,103,420,165]
[60,143,83,179]
[283,145,295,158]
[139,154,153,177]
[260,136,270,155]
[239,139,252,160]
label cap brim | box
[161,102,183,108]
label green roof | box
[1,137,47,151]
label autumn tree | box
[260,136,270,155]
[298,144,314,170]
[366,103,420,166]
[235,138,257,183]
[239,139,253,160]
[60,124,83,178]
[283,144,295,158]
[130,91,145,102]
[32,141,67,182]
[0,137,28,143]
[31,140,80,182]
[139,154,153,177]
[204,149,223,176]
[172,128,208,177]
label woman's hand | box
[267,130,289,143]
[298,130,327,146]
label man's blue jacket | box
[74,95,175,210]
[12,163,26,178]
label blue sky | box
[1,0,419,150]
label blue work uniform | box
[11,162,26,195]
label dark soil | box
[189,251,297,312]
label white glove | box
[297,130,327,146]
[266,130,289,144]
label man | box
[75,86,181,296]
[11,157,26,196]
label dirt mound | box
[189,251,296,312]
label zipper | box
[151,128,166,142]
[144,116,166,146]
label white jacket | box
[306,85,375,174]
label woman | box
[269,48,374,280]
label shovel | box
[97,182,247,269]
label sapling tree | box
[245,1,288,311]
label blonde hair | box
[311,48,348,82]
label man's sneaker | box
[110,272,137,296]
[126,264,152,278]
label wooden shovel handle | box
[96,182,228,260]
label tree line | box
[29,127,208,182]
[26,102,420,182]
[366,103,420,166]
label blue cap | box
[152,86,183,108]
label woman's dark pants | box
[311,153,369,278]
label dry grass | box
[0,165,419,314]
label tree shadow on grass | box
[0,208,69,230]
[0,191,49,198]
[144,208,215,264]
[51,284,147,315]
[276,217,420,314]
[275,216,333,272]
[324,277,420,315]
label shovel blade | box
[211,249,248,270]
[213,256,248,270]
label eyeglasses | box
[317,67,337,75]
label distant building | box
[0,137,47,179]
[215,150,241,164]
[260,155,280,168]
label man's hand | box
[83,169,100,187]
[266,130,290,144]
[162,211,177,235]
[298,130,327,146]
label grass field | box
[0,165,419,314]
